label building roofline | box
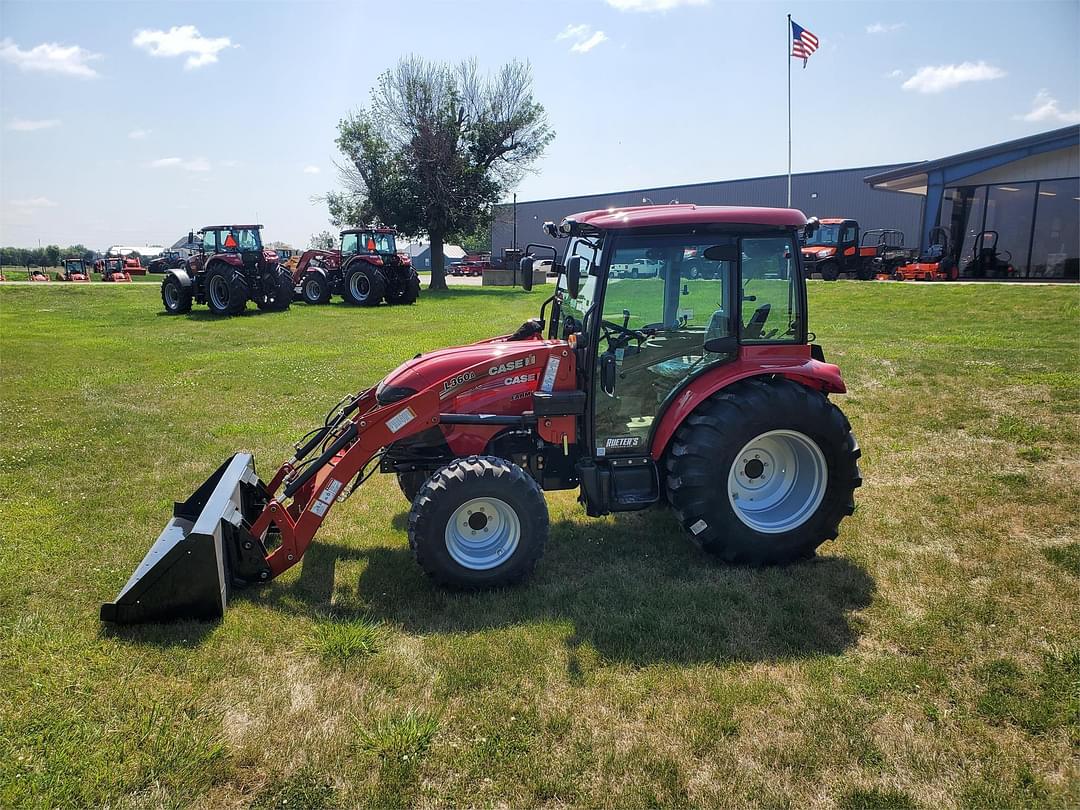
[499,163,916,208]
[864,125,1080,186]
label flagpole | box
[787,13,792,207]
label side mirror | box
[188,230,195,247]
[566,256,583,299]
[803,217,820,240]
[520,256,534,291]
[543,221,559,239]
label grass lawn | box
[0,282,1077,808]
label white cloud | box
[6,118,60,132]
[556,24,608,54]
[1014,89,1080,124]
[901,61,1005,94]
[132,25,234,69]
[303,165,321,174]
[605,0,707,11]
[128,128,151,139]
[8,197,59,209]
[148,156,210,171]
[866,22,906,34]
[0,38,101,78]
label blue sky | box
[1,0,1077,249]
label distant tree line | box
[1,245,97,268]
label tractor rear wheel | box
[344,264,385,306]
[205,264,249,316]
[665,378,861,565]
[161,276,192,314]
[257,267,293,311]
[386,272,421,305]
[302,272,331,304]
[408,456,548,589]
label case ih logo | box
[488,355,536,376]
[605,436,641,449]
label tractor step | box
[101,453,271,624]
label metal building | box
[491,164,924,260]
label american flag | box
[791,20,819,68]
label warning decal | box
[386,407,416,433]
[540,357,560,393]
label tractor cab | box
[531,209,812,485]
[341,227,398,259]
[199,225,265,259]
[59,257,91,282]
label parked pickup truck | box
[611,257,662,279]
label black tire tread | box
[160,276,192,314]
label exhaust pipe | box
[101,453,272,624]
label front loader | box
[103,204,862,623]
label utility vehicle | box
[292,227,421,306]
[160,225,294,316]
[102,204,861,623]
[801,219,911,280]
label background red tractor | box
[97,256,133,283]
[292,227,421,306]
[103,204,861,624]
[57,257,92,282]
[160,225,294,316]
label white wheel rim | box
[727,430,827,534]
[164,282,179,307]
[209,274,230,309]
[444,497,520,570]
[349,272,370,302]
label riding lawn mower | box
[102,204,862,624]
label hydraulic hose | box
[284,422,359,499]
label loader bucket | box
[101,453,271,624]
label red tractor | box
[102,204,862,624]
[98,256,133,283]
[58,257,92,282]
[160,225,294,316]
[890,227,959,281]
[293,227,421,306]
[27,265,51,282]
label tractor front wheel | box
[161,276,192,314]
[408,456,548,589]
[397,471,427,503]
[344,265,386,306]
[302,272,331,304]
[665,378,861,565]
[257,267,293,311]
[385,272,421,305]
[205,264,249,316]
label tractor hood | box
[375,338,572,408]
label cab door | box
[592,234,736,460]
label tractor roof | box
[341,227,396,235]
[567,204,807,231]
[818,218,856,225]
[199,224,263,232]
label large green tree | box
[327,57,552,290]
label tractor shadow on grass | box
[249,507,876,667]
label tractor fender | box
[304,265,329,279]
[649,347,847,462]
[165,268,193,288]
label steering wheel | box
[601,319,652,346]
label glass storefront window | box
[1030,179,1080,279]
[983,183,1036,276]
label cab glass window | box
[202,231,217,252]
[740,236,801,343]
[558,236,603,336]
[341,233,358,254]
